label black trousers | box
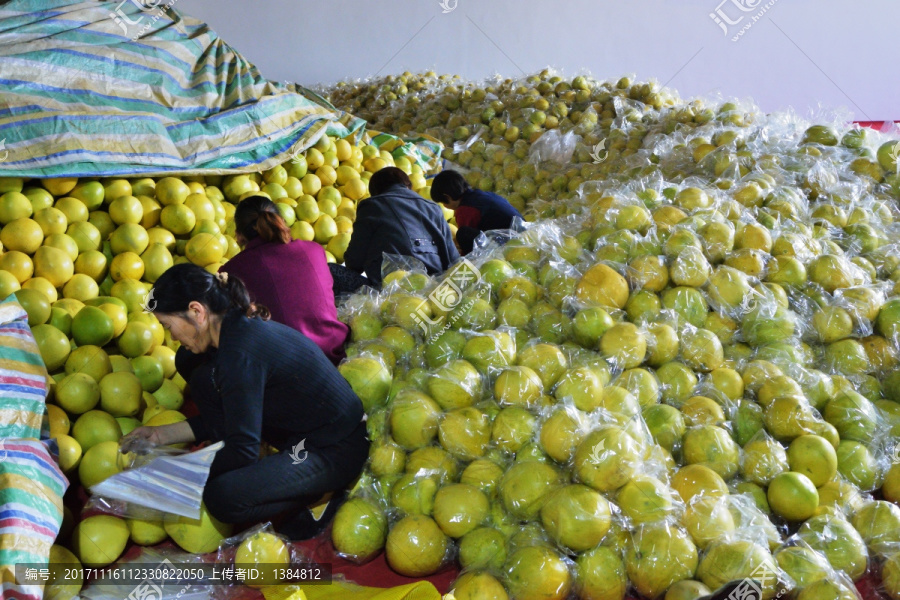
[187,361,370,527]
[328,263,375,296]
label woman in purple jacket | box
[221,196,349,364]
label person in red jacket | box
[221,195,349,364]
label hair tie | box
[216,271,229,285]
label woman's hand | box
[119,426,165,453]
[120,421,197,453]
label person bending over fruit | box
[223,195,348,365]
[430,169,523,254]
[120,263,368,540]
[335,166,459,292]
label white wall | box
[180,0,899,122]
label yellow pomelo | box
[99,371,143,417]
[0,191,32,223]
[127,517,168,546]
[385,515,450,577]
[16,287,51,326]
[0,270,21,298]
[54,434,82,473]
[71,410,121,451]
[62,273,99,302]
[184,193,215,221]
[164,503,233,554]
[99,302,127,337]
[46,403,70,437]
[34,207,68,235]
[66,221,101,252]
[108,196,143,225]
[64,345,112,383]
[73,250,107,282]
[55,197,88,223]
[110,278,150,314]
[185,232,226,266]
[45,544,83,600]
[71,305,115,347]
[109,223,149,255]
[159,204,196,235]
[235,531,290,588]
[1,218,43,253]
[141,243,174,282]
[72,515,129,567]
[139,195,162,228]
[78,440,123,488]
[32,323,71,370]
[42,177,78,196]
[55,372,100,414]
[155,177,190,205]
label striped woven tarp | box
[0,295,48,441]
[0,0,366,178]
[0,439,67,600]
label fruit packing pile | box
[325,71,900,600]
[2,65,900,599]
[0,133,439,596]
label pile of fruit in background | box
[321,70,900,600]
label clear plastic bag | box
[86,442,223,520]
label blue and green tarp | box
[0,0,371,178]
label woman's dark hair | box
[234,195,291,244]
[368,167,412,196]
[150,263,269,320]
[430,169,470,205]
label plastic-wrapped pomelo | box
[491,406,537,453]
[540,484,611,552]
[774,545,830,589]
[797,513,868,581]
[573,427,641,493]
[425,359,481,410]
[235,531,290,588]
[451,571,509,600]
[499,460,562,520]
[625,523,698,600]
[385,514,449,577]
[493,366,543,406]
[432,483,489,538]
[339,356,392,412]
[697,539,779,600]
[332,497,388,562]
[458,526,506,571]
[459,459,505,498]
[389,390,441,450]
[438,406,491,460]
[681,496,735,550]
[505,545,572,600]
[391,473,438,516]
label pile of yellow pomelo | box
[0,132,447,598]
[9,67,900,600]
[326,72,900,600]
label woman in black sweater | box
[120,263,368,540]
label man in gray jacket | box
[339,167,459,290]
